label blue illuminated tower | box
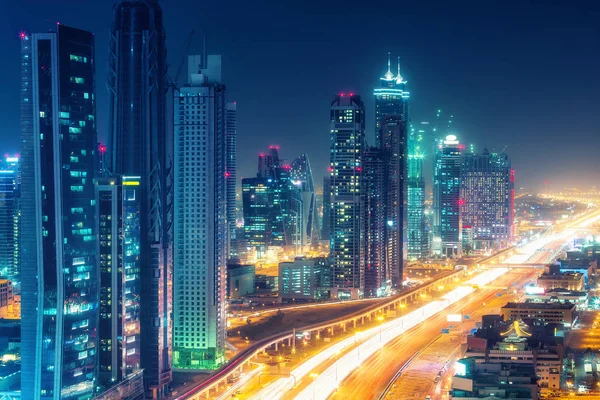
[108,0,172,396]
[374,54,409,286]
[20,25,99,400]
[0,155,20,287]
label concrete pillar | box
[353,319,356,328]
[275,342,278,351]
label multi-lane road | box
[326,269,534,400]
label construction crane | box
[167,29,195,89]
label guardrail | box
[173,269,464,400]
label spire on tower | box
[396,56,404,83]
[382,52,395,81]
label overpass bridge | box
[173,269,465,400]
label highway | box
[300,269,531,400]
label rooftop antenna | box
[203,30,207,69]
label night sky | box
[2,0,599,191]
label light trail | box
[293,268,508,400]
[248,268,508,400]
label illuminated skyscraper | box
[20,25,99,400]
[321,176,331,241]
[362,148,388,296]
[433,135,463,257]
[374,54,409,286]
[407,123,428,260]
[173,55,227,370]
[242,146,303,256]
[0,156,20,286]
[226,102,237,257]
[290,154,317,248]
[461,150,514,251]
[108,0,172,396]
[329,94,365,290]
[97,177,142,390]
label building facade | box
[20,25,99,400]
[433,135,463,257]
[279,257,332,302]
[407,124,428,260]
[461,150,514,250]
[108,1,172,396]
[173,55,227,370]
[290,154,317,249]
[362,148,388,297]
[97,177,142,390]
[0,156,20,286]
[329,94,365,290]
[226,102,237,258]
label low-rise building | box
[501,301,575,326]
[537,271,584,292]
[452,357,539,399]
[278,257,332,302]
[227,264,255,298]
[465,320,561,392]
[525,288,587,306]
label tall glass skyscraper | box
[407,123,428,260]
[433,135,463,258]
[20,25,99,400]
[173,55,227,370]
[108,1,172,396]
[0,156,20,287]
[290,154,317,248]
[226,102,237,258]
[374,54,409,286]
[329,94,365,290]
[461,150,514,250]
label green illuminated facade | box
[407,124,428,259]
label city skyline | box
[2,1,599,191]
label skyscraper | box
[290,154,317,248]
[108,1,172,396]
[407,123,428,260]
[242,146,303,257]
[433,135,463,257]
[374,54,409,286]
[362,148,388,297]
[461,150,514,251]
[329,94,365,290]
[0,155,20,287]
[173,55,227,370]
[97,177,142,390]
[380,116,407,287]
[321,176,331,241]
[20,25,99,400]
[226,102,237,258]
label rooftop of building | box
[538,272,583,280]
[502,300,575,310]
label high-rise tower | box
[374,54,409,286]
[20,25,99,400]
[433,135,463,258]
[173,55,227,370]
[407,123,428,260]
[329,94,365,291]
[461,150,514,251]
[0,155,20,287]
[290,154,317,248]
[108,1,172,396]
[226,102,237,258]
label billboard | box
[447,314,462,322]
